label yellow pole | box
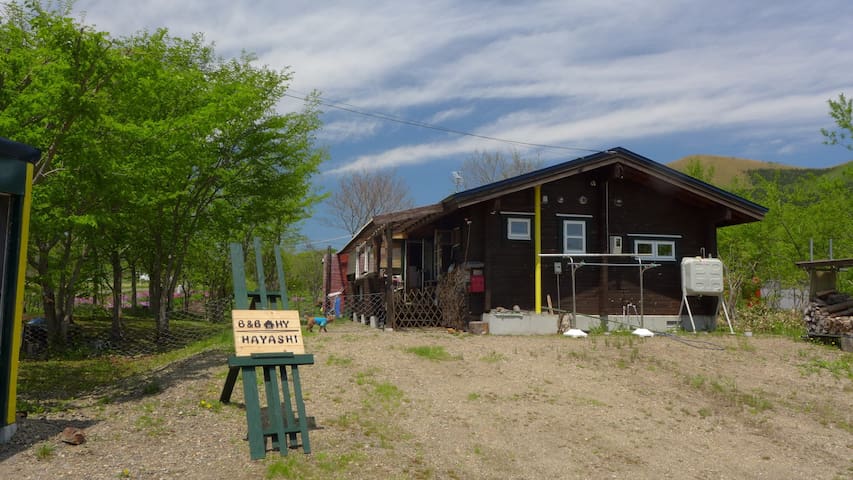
[6,162,32,426]
[534,185,542,313]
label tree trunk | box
[130,261,138,309]
[35,243,65,347]
[110,250,123,341]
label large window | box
[634,239,676,261]
[507,217,531,240]
[563,220,586,254]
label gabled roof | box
[441,147,767,221]
[342,203,442,253]
[341,147,768,253]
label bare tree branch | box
[459,148,544,188]
[327,169,414,235]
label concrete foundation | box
[484,311,686,335]
[483,312,559,335]
[0,423,16,444]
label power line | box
[283,90,608,154]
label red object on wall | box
[469,274,485,293]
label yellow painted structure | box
[0,138,39,443]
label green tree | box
[1,3,326,345]
[822,93,853,150]
[106,30,325,336]
[684,158,717,184]
[0,1,117,344]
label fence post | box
[385,225,396,330]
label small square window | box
[634,239,676,261]
[507,218,531,240]
[563,220,586,254]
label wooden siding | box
[473,169,723,316]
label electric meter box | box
[681,257,724,295]
[609,235,622,254]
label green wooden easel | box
[220,239,314,459]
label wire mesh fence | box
[340,288,448,329]
[342,292,386,328]
[20,296,234,360]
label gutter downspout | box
[535,185,542,313]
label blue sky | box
[74,0,853,249]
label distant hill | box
[667,154,800,187]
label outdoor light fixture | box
[614,198,623,207]
[542,194,548,204]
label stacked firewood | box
[803,290,853,336]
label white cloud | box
[72,0,853,171]
[317,119,381,142]
[427,107,475,124]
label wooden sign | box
[232,310,304,356]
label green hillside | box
[668,154,853,189]
[667,154,798,187]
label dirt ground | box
[1,320,852,480]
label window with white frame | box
[507,217,531,240]
[634,239,676,261]
[563,220,586,254]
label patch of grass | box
[800,354,853,379]
[479,351,506,363]
[266,451,367,479]
[405,345,461,361]
[266,456,304,478]
[354,368,378,385]
[17,322,232,404]
[35,442,55,460]
[334,370,410,450]
[142,381,162,395]
[198,399,222,412]
[688,374,707,389]
[735,305,805,337]
[315,451,367,475]
[572,395,607,408]
[733,336,756,352]
[372,382,404,411]
[135,401,167,436]
[467,392,481,401]
[692,375,773,413]
[698,407,712,418]
[326,354,354,367]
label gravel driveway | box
[2,320,852,479]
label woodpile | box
[803,290,853,336]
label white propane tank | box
[681,257,724,295]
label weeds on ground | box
[686,374,773,413]
[135,401,167,436]
[325,354,353,367]
[479,351,506,363]
[405,345,462,361]
[327,369,410,450]
[266,452,366,479]
[734,304,804,337]
[799,353,853,380]
[34,442,55,460]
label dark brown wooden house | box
[341,148,767,332]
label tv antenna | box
[451,171,463,192]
